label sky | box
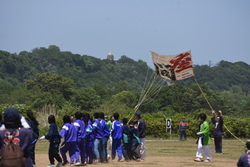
[0,0,250,67]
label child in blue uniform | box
[59,115,78,166]
[73,112,85,165]
[92,112,103,163]
[111,113,123,161]
[83,113,95,165]
[99,112,110,163]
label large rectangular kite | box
[151,51,194,81]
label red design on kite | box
[169,52,193,73]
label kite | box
[151,51,194,81]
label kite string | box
[138,65,151,104]
[140,79,166,106]
[128,74,158,122]
[193,77,244,144]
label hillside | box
[0,45,249,94]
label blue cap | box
[134,112,141,117]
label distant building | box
[107,53,114,60]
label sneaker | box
[70,164,74,166]
[94,159,101,164]
[204,159,211,162]
[47,165,55,167]
[194,158,201,162]
[56,162,62,167]
[118,158,123,162]
[75,162,81,166]
[136,158,143,162]
[62,161,69,166]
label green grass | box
[36,137,244,158]
[36,138,245,167]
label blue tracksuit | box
[111,120,123,160]
[92,119,103,139]
[59,123,78,164]
[100,119,110,162]
[85,120,94,164]
[92,119,103,160]
[73,119,86,163]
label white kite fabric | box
[151,51,195,81]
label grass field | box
[35,138,245,167]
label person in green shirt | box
[194,113,212,162]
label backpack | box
[0,130,25,167]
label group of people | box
[178,110,224,162]
[0,107,146,167]
[191,110,250,167]
[1,107,250,166]
[39,111,146,167]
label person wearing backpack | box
[0,107,33,167]
[39,115,62,167]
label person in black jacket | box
[26,110,39,166]
[237,141,250,167]
[211,110,224,154]
[134,112,146,160]
[129,121,142,162]
[39,115,62,167]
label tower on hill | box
[107,53,114,60]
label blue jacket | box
[85,120,95,141]
[92,119,103,139]
[73,119,86,139]
[45,123,61,144]
[111,120,122,139]
[100,120,110,137]
[59,123,77,142]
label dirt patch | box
[36,154,237,167]
[35,139,242,167]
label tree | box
[26,72,75,100]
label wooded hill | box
[0,45,249,94]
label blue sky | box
[0,0,249,67]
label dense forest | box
[0,45,250,137]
